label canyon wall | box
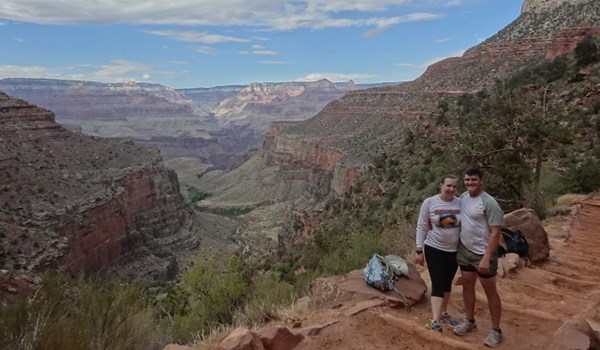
[253,2,600,198]
[0,92,193,275]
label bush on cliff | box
[0,273,162,350]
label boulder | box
[309,264,427,309]
[216,327,265,350]
[550,316,600,350]
[503,208,550,262]
[163,345,193,350]
[256,326,304,350]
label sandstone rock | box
[550,316,600,350]
[256,326,304,350]
[344,298,386,316]
[521,0,593,14]
[163,344,194,350]
[503,208,550,262]
[297,320,339,337]
[216,327,265,350]
[309,265,427,309]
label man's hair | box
[464,167,484,179]
[440,174,458,184]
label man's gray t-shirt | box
[416,195,461,252]
[459,191,503,255]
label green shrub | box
[170,252,248,343]
[0,273,162,350]
[567,159,600,193]
[186,186,212,203]
[575,35,600,67]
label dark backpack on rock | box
[497,227,529,258]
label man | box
[453,168,504,348]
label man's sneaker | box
[453,319,477,336]
[484,328,502,347]
[440,312,460,327]
[425,320,443,332]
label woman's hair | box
[440,174,458,184]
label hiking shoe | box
[425,320,443,332]
[453,319,477,336]
[441,312,460,327]
[484,328,502,347]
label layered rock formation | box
[212,79,355,130]
[259,0,600,195]
[0,92,210,276]
[196,0,600,262]
[0,79,366,171]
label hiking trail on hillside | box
[291,195,600,349]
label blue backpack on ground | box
[364,253,410,309]
[364,253,396,291]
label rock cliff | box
[0,92,212,276]
[196,0,600,262]
[257,0,600,196]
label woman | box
[415,174,461,332]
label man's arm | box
[478,225,501,273]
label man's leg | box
[460,270,477,319]
[479,275,501,329]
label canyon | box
[194,0,600,262]
[1,0,599,279]
[0,91,236,279]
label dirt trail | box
[294,196,600,349]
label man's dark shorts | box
[457,241,498,278]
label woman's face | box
[440,178,457,196]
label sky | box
[0,0,522,89]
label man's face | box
[464,174,483,195]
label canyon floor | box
[284,194,600,349]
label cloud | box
[196,46,218,55]
[240,49,279,55]
[145,30,250,44]
[435,37,451,43]
[0,0,444,33]
[0,60,174,84]
[362,13,442,36]
[259,60,292,64]
[295,72,376,82]
[252,44,266,49]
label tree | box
[450,80,573,208]
[574,35,600,67]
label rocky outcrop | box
[211,79,355,131]
[252,0,600,198]
[0,92,194,275]
[309,268,427,309]
[521,0,593,14]
[503,208,550,262]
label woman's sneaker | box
[425,320,443,332]
[453,319,477,336]
[440,312,460,327]
[484,328,502,347]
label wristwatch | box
[416,250,423,254]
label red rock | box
[256,327,304,350]
[551,316,600,350]
[216,327,265,350]
[309,266,427,309]
[503,208,550,262]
